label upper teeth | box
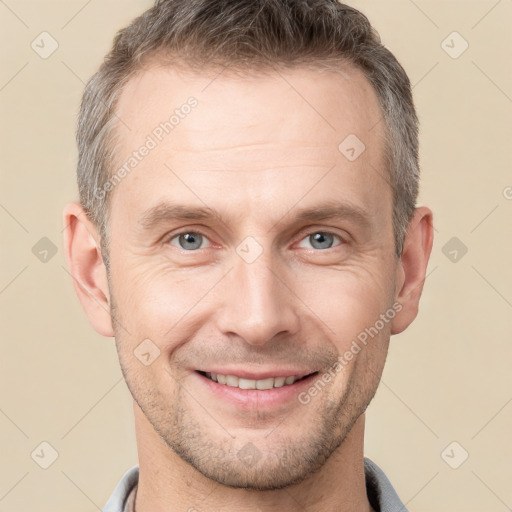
[206,372,301,390]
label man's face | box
[107,62,400,489]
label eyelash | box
[165,228,346,252]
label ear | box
[62,202,114,337]
[391,206,434,335]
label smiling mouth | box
[196,370,318,390]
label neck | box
[133,402,373,512]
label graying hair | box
[77,0,420,268]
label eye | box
[168,231,211,251]
[297,231,343,250]
[166,229,344,252]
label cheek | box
[297,264,393,339]
[110,259,222,343]
[111,248,394,347]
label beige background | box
[1,0,511,510]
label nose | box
[215,247,301,346]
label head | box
[64,0,433,491]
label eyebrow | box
[137,200,373,233]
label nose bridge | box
[216,239,300,345]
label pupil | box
[180,233,202,250]
[311,232,332,249]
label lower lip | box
[192,371,319,409]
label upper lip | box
[196,368,318,380]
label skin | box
[63,61,433,512]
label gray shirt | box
[102,457,408,512]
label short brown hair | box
[77,0,419,266]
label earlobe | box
[62,202,114,337]
[390,206,434,335]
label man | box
[63,0,433,511]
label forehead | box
[115,61,384,151]
[109,61,389,227]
